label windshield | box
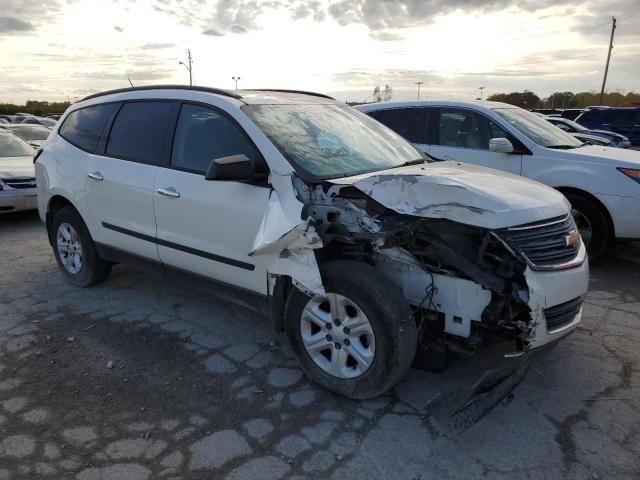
[494,108,583,148]
[243,104,423,179]
[0,132,35,157]
[10,125,50,141]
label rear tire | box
[565,193,610,259]
[285,260,417,399]
[51,206,112,287]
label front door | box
[428,107,523,175]
[153,103,271,294]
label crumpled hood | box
[0,156,35,179]
[329,161,570,229]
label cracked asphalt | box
[1,211,639,479]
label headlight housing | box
[617,167,640,184]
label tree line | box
[0,100,71,116]
[486,90,640,109]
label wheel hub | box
[300,293,376,379]
[56,223,83,274]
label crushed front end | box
[304,180,588,366]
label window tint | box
[59,104,117,152]
[609,110,635,125]
[171,104,257,174]
[437,109,507,149]
[368,108,428,143]
[106,102,174,165]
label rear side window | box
[609,110,636,125]
[368,108,428,143]
[106,102,174,165]
[171,104,257,174]
[59,104,117,152]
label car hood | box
[328,161,570,229]
[586,129,628,141]
[555,144,640,167]
[574,133,611,145]
[0,156,35,179]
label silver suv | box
[35,86,589,399]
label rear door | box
[153,103,271,294]
[428,107,522,175]
[85,101,177,260]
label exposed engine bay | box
[301,181,537,363]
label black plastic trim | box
[101,222,255,271]
[81,85,242,102]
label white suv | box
[357,101,640,257]
[36,87,589,399]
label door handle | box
[87,171,104,181]
[157,187,180,198]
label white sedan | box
[0,129,37,214]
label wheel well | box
[45,196,76,246]
[555,186,615,240]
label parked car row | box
[0,114,59,128]
[357,100,640,258]
[545,116,631,148]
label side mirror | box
[205,154,255,181]
[489,137,514,154]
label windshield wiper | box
[547,145,579,150]
[392,158,426,168]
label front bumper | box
[0,188,38,214]
[524,242,589,349]
[595,193,640,239]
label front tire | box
[51,206,112,287]
[565,193,610,259]
[285,260,417,399]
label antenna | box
[128,78,134,88]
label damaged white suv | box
[35,86,589,399]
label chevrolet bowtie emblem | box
[565,231,581,248]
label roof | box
[80,85,337,105]
[356,99,513,112]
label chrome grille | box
[498,215,580,268]
[1,177,36,189]
[544,296,583,332]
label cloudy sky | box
[1,0,639,104]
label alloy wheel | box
[300,293,376,379]
[56,223,83,274]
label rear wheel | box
[565,193,610,259]
[285,260,417,399]
[51,206,112,287]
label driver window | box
[172,104,258,174]
[438,109,507,150]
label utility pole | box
[179,49,193,86]
[478,86,486,100]
[415,81,424,100]
[232,76,241,90]
[599,17,616,105]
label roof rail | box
[247,89,336,100]
[80,85,242,102]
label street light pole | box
[232,76,241,90]
[415,81,424,100]
[478,86,486,100]
[179,49,193,86]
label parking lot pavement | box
[0,212,639,480]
